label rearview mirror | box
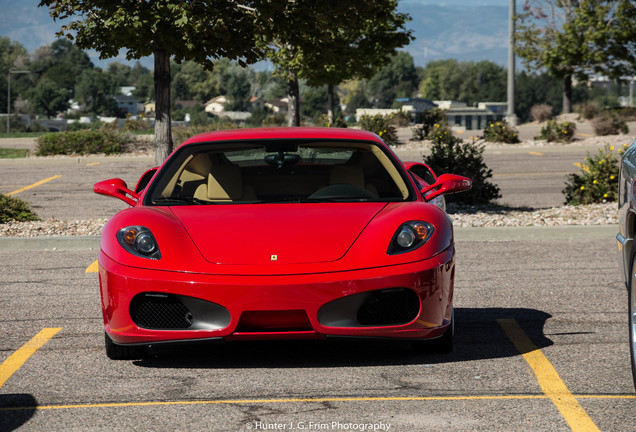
[94,178,140,206]
[420,174,472,202]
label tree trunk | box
[327,84,335,125]
[286,73,300,127]
[562,74,572,114]
[154,49,173,165]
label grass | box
[0,148,29,158]
[0,132,48,138]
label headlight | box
[388,221,434,255]
[117,226,161,259]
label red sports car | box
[94,127,470,359]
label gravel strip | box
[0,203,618,237]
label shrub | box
[391,111,411,127]
[172,118,239,144]
[530,104,553,122]
[563,144,624,205]
[411,108,446,141]
[537,119,576,142]
[358,114,400,146]
[482,120,519,144]
[578,101,600,120]
[592,112,629,136]
[0,193,40,223]
[424,130,501,205]
[36,130,133,155]
[124,115,152,132]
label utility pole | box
[506,0,518,126]
[6,70,33,134]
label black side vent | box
[356,288,420,326]
[130,293,193,330]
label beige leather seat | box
[329,164,378,197]
[194,163,256,202]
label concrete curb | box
[0,225,619,251]
[455,224,618,242]
[0,235,100,251]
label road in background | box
[0,137,619,217]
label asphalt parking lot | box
[1,139,635,431]
[1,228,634,431]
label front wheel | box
[630,260,636,390]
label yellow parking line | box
[529,152,544,156]
[1,394,634,412]
[0,328,62,389]
[86,162,100,166]
[6,175,62,196]
[85,260,99,273]
[497,319,600,432]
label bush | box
[482,120,519,144]
[124,115,152,132]
[358,114,399,146]
[530,104,553,122]
[577,101,600,120]
[36,130,134,155]
[537,119,576,142]
[172,118,239,145]
[423,129,501,205]
[411,108,446,141]
[391,111,411,127]
[592,112,629,136]
[563,144,624,205]
[0,194,39,223]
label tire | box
[412,309,454,354]
[629,259,636,391]
[104,332,149,360]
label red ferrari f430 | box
[94,127,470,359]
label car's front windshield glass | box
[146,140,412,205]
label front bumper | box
[99,247,455,345]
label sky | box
[1,0,515,70]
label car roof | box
[179,127,384,148]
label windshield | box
[146,140,413,205]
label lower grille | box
[130,293,193,330]
[356,288,420,325]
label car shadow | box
[133,307,553,369]
[0,394,38,431]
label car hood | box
[170,203,387,265]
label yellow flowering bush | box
[562,144,623,205]
[482,120,519,143]
[358,114,399,146]
[538,119,576,143]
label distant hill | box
[1,0,511,69]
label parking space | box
[1,233,634,431]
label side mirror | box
[134,168,158,193]
[405,162,437,186]
[420,174,472,202]
[94,178,140,206]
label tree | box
[28,79,69,117]
[367,51,419,108]
[418,59,506,105]
[516,0,636,114]
[258,0,412,126]
[40,0,263,164]
[75,68,117,115]
[0,38,31,115]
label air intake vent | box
[130,293,193,330]
[356,288,419,325]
